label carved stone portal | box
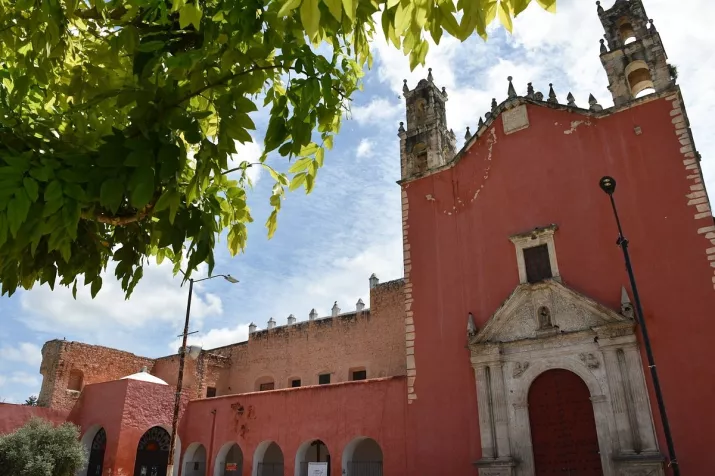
[469,280,664,476]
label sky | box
[1,0,713,404]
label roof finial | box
[567,92,576,107]
[596,1,604,14]
[398,121,405,133]
[427,67,433,82]
[547,83,557,104]
[490,97,497,112]
[467,312,477,336]
[402,79,409,94]
[621,286,634,318]
[526,82,535,99]
[464,127,471,140]
[485,111,492,121]
[649,19,657,33]
[442,86,448,98]
[478,116,485,128]
[600,38,607,54]
[588,93,603,112]
[507,76,517,99]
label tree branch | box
[82,195,159,226]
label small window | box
[206,387,217,398]
[318,373,331,385]
[524,245,552,283]
[291,379,301,388]
[259,382,275,391]
[67,369,83,391]
[351,370,367,381]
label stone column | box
[623,345,659,452]
[475,365,496,458]
[490,362,512,458]
[602,347,636,453]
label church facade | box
[3,1,715,475]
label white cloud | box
[356,139,374,158]
[350,97,402,126]
[1,343,42,368]
[0,371,41,388]
[19,259,224,346]
[169,323,251,352]
[228,137,263,184]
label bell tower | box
[597,0,674,107]
[399,69,456,180]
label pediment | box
[470,280,632,345]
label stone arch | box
[77,424,105,476]
[341,437,383,476]
[513,355,604,407]
[294,439,331,476]
[213,442,244,476]
[132,425,181,476]
[252,440,284,476]
[182,442,207,476]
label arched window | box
[618,17,636,44]
[67,369,84,391]
[625,60,655,98]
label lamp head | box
[599,176,616,195]
[223,274,239,284]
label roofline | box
[397,86,682,186]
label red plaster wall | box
[179,377,407,476]
[0,403,69,435]
[403,97,715,474]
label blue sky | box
[1,0,713,403]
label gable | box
[471,280,630,345]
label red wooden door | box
[528,369,603,475]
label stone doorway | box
[528,369,603,475]
[86,427,106,476]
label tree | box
[24,395,39,406]
[0,0,555,297]
[0,418,86,476]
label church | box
[2,1,714,475]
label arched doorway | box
[295,439,330,476]
[342,437,383,476]
[214,442,243,476]
[182,443,207,476]
[528,369,603,475]
[252,441,283,476]
[134,426,171,476]
[85,427,106,476]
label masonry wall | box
[38,340,155,412]
[402,94,715,475]
[0,403,70,435]
[207,279,406,395]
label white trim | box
[509,225,560,284]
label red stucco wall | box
[179,377,407,476]
[0,403,69,435]
[403,97,715,474]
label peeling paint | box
[563,120,592,135]
[425,194,436,201]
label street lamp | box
[599,176,679,475]
[166,273,238,476]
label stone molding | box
[401,187,417,402]
[508,225,561,284]
[469,280,664,476]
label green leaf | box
[342,0,355,21]
[136,41,166,52]
[129,166,155,209]
[278,0,302,16]
[100,178,125,214]
[91,277,102,298]
[288,157,312,174]
[498,2,513,33]
[289,172,307,191]
[300,0,321,40]
[0,214,8,248]
[154,188,177,213]
[7,192,30,237]
[265,209,278,239]
[535,0,556,13]
[44,180,63,203]
[23,177,39,201]
[125,149,154,167]
[179,3,203,30]
[323,0,342,21]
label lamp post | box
[166,273,239,476]
[599,176,679,475]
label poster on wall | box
[225,463,237,471]
[307,462,328,476]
